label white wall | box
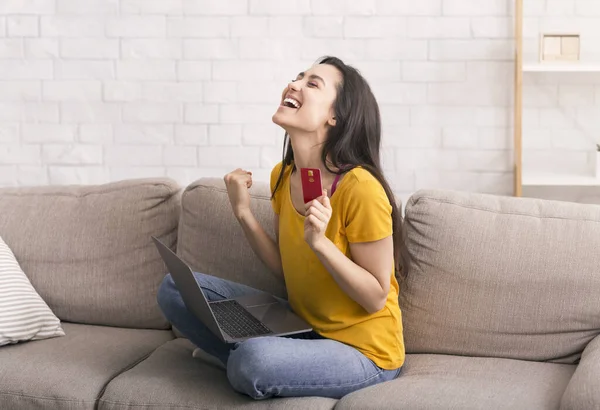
[1,0,599,205]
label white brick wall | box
[1,0,599,206]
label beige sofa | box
[0,177,598,410]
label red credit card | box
[300,168,323,204]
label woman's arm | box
[237,211,283,278]
[312,236,392,314]
[305,194,393,314]
[224,169,283,278]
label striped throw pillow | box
[0,235,65,346]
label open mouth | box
[282,97,301,109]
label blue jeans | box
[157,272,401,400]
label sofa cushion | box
[176,178,286,299]
[560,335,600,409]
[336,354,575,410]
[0,234,64,346]
[98,338,337,410]
[0,322,173,410]
[0,178,181,329]
[400,189,600,363]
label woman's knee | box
[226,338,275,399]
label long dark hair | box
[271,56,408,279]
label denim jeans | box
[157,272,401,400]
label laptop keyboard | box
[210,299,272,339]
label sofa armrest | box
[560,335,600,410]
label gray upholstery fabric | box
[400,189,600,363]
[98,338,337,410]
[176,178,286,299]
[337,353,575,410]
[0,178,181,329]
[561,335,600,409]
[0,322,173,410]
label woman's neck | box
[287,132,344,197]
[288,131,332,175]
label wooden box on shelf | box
[540,33,580,62]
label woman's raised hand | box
[224,168,253,220]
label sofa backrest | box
[400,189,600,363]
[176,178,286,299]
[0,178,181,330]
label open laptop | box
[151,236,312,343]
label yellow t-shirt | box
[270,161,405,369]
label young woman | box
[157,56,405,400]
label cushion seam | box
[0,181,178,199]
[98,399,213,409]
[409,196,600,223]
[96,347,169,404]
[0,391,95,404]
[183,183,271,201]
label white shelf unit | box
[523,174,600,187]
[514,1,600,196]
[523,62,600,72]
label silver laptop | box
[152,236,312,343]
